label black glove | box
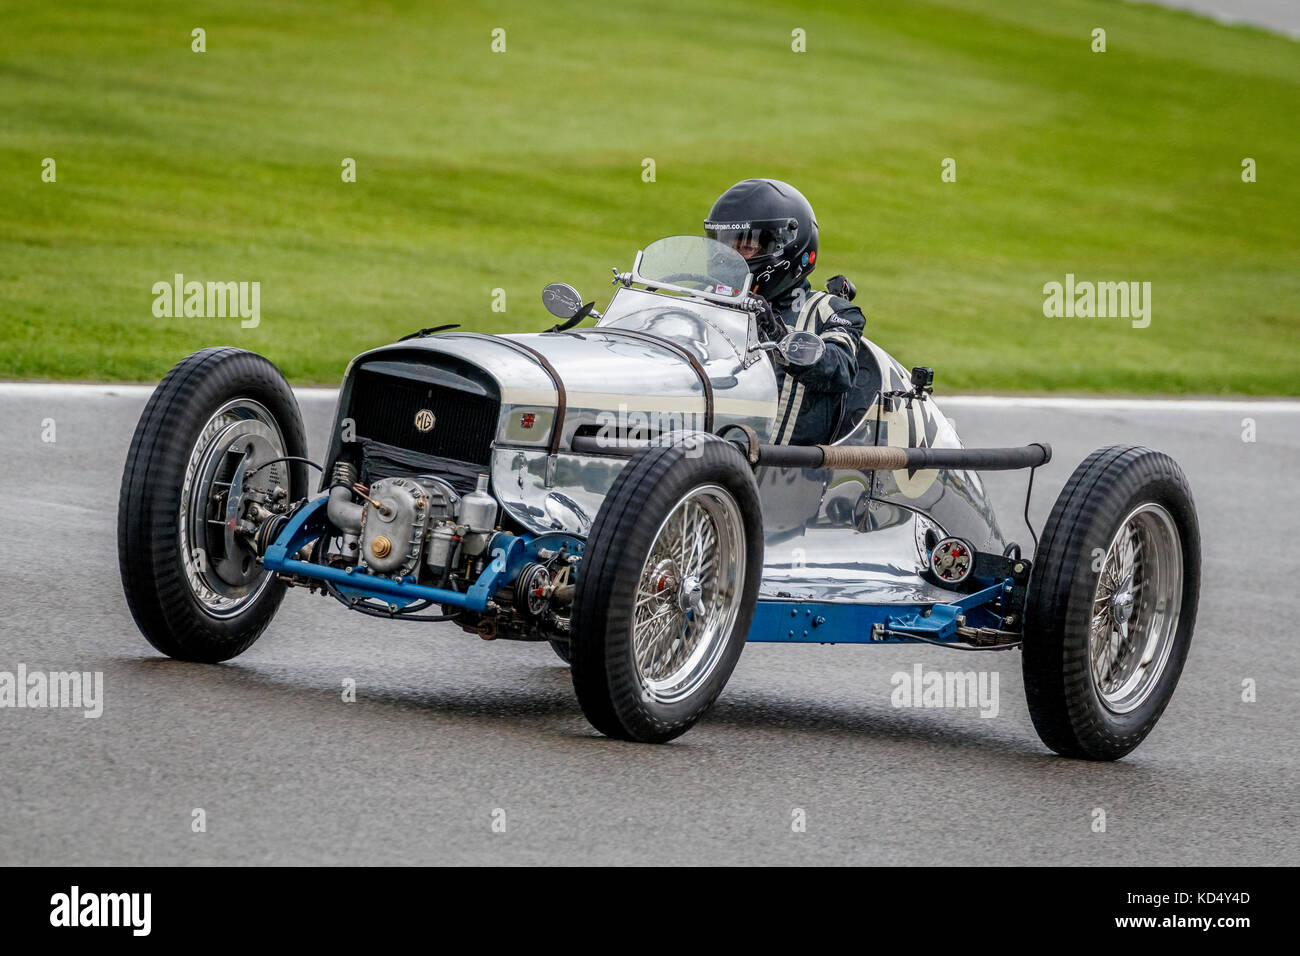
[753,295,786,343]
[825,274,857,301]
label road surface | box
[1,385,1295,865]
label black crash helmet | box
[704,179,819,299]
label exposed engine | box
[314,460,577,638]
[324,460,491,577]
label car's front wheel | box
[118,347,309,663]
[570,435,763,743]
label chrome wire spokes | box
[1089,503,1183,713]
[631,485,744,704]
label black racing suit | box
[768,279,866,446]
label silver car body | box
[328,258,1007,610]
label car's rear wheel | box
[570,435,763,743]
[118,347,308,663]
[1023,445,1200,760]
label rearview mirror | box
[542,282,583,319]
[779,330,825,367]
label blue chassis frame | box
[262,495,1017,646]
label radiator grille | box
[349,366,498,465]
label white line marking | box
[1,383,1298,413]
[940,396,1300,413]
[0,383,339,401]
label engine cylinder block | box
[360,477,431,578]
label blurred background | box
[1,0,1296,392]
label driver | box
[705,179,865,446]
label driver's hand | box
[825,274,857,301]
[754,295,786,344]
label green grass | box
[1,0,1296,392]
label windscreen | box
[636,235,751,298]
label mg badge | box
[413,409,436,433]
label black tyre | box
[548,639,572,665]
[571,434,763,743]
[1023,445,1200,760]
[118,347,309,663]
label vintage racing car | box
[118,236,1201,759]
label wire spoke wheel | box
[570,435,763,743]
[1088,502,1183,713]
[1023,444,1200,760]
[631,484,745,704]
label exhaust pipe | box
[569,434,1051,472]
[326,461,364,533]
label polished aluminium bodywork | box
[318,244,1010,620]
[756,337,1006,614]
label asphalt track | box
[1,385,1296,865]
[1134,0,1300,38]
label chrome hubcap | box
[178,399,288,618]
[632,485,746,704]
[1089,502,1184,713]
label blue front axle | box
[261,495,1015,644]
[260,494,528,613]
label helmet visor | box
[704,217,799,262]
